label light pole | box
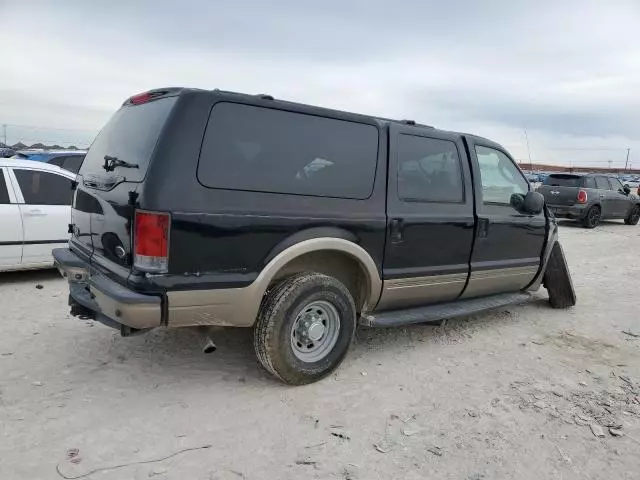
[524,129,533,172]
[624,148,630,171]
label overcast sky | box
[2,0,639,168]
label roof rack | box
[256,94,274,100]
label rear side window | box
[595,176,610,190]
[198,103,379,199]
[0,170,10,204]
[14,169,72,205]
[397,135,464,203]
[80,97,177,181]
[544,174,582,187]
[584,177,596,189]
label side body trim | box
[461,266,538,299]
[377,272,467,310]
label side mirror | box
[623,185,631,194]
[522,191,545,215]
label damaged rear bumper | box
[53,248,162,332]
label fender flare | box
[255,237,382,310]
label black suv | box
[54,88,575,384]
[538,173,640,228]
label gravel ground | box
[1,221,639,480]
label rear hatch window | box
[543,174,582,187]
[79,96,177,182]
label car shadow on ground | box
[70,295,551,388]
[0,268,60,286]
[557,219,630,229]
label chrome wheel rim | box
[290,300,341,363]
[632,208,640,223]
[589,208,600,226]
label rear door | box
[594,176,615,217]
[0,168,23,269]
[380,125,474,310]
[463,139,546,298]
[9,167,73,265]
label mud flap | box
[543,242,576,309]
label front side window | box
[595,176,610,190]
[609,177,624,191]
[397,135,464,203]
[13,169,72,205]
[198,103,379,199]
[475,146,528,204]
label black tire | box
[254,272,356,385]
[581,205,601,229]
[624,205,640,225]
[543,242,576,309]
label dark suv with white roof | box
[53,88,576,384]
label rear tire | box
[543,242,576,309]
[581,205,601,229]
[624,205,640,225]
[254,272,356,385]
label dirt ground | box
[1,221,639,480]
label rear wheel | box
[624,205,640,225]
[254,272,356,385]
[582,205,601,229]
[543,242,576,309]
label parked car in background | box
[0,159,75,272]
[621,176,640,194]
[13,150,86,173]
[538,173,640,228]
[54,87,575,385]
[525,173,540,183]
[0,147,16,158]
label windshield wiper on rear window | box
[103,155,139,172]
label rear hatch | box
[537,174,583,206]
[70,91,179,273]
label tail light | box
[134,210,170,273]
[577,190,588,204]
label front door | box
[606,177,630,218]
[380,125,475,310]
[463,139,546,298]
[10,168,72,265]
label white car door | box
[8,167,73,266]
[0,167,23,270]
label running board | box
[360,292,532,328]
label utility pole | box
[624,148,630,171]
[2,124,6,146]
[524,129,533,172]
[608,159,612,171]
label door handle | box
[24,209,47,217]
[477,218,489,238]
[389,218,404,242]
[599,194,605,199]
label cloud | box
[1,0,639,166]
